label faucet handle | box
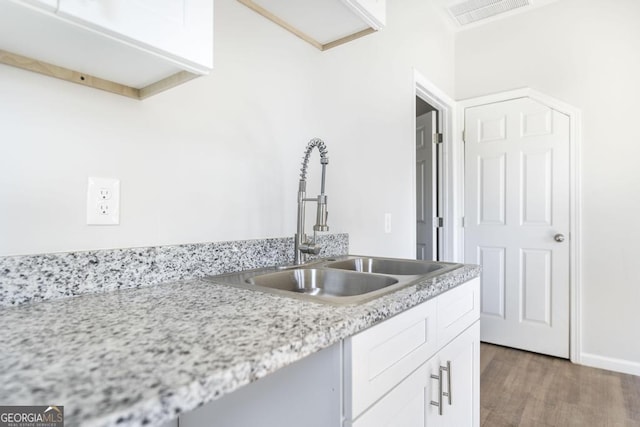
[313,224,329,232]
[300,242,322,255]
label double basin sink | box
[204,256,462,305]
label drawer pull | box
[442,360,452,405]
[429,368,444,416]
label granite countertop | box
[0,264,480,427]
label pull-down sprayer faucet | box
[294,138,329,265]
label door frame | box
[457,88,582,363]
[415,111,438,260]
[413,69,461,263]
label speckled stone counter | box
[0,263,480,427]
[0,234,347,307]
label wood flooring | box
[480,343,640,426]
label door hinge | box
[434,217,444,228]
[433,132,443,145]
[462,216,465,228]
[462,129,466,143]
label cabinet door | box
[426,321,480,427]
[57,0,213,70]
[345,297,437,419]
[351,364,428,427]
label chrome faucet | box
[294,138,329,265]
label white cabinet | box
[0,0,213,99]
[351,322,479,427]
[425,322,479,427]
[170,277,479,427]
[344,295,437,418]
[351,363,430,427]
[238,0,385,51]
[436,276,481,348]
[57,0,212,71]
[179,343,342,427]
[342,0,385,29]
[345,278,480,427]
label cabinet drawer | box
[345,298,437,419]
[436,278,480,348]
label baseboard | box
[580,352,640,377]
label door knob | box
[554,234,565,242]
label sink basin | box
[204,256,463,305]
[247,269,398,297]
[325,257,444,275]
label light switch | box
[87,177,120,225]
[384,213,392,233]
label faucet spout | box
[295,138,329,265]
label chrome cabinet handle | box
[430,369,444,416]
[554,233,565,242]
[444,360,452,405]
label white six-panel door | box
[464,97,570,358]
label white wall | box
[312,0,455,257]
[0,0,455,258]
[456,0,640,370]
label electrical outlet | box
[384,213,392,233]
[87,177,120,225]
[98,188,112,200]
[97,203,110,215]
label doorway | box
[415,97,442,260]
[413,69,461,264]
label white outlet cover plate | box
[87,177,120,225]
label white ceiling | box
[432,0,562,31]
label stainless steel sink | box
[325,257,445,275]
[247,269,398,297]
[203,256,462,305]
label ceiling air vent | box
[448,0,530,26]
